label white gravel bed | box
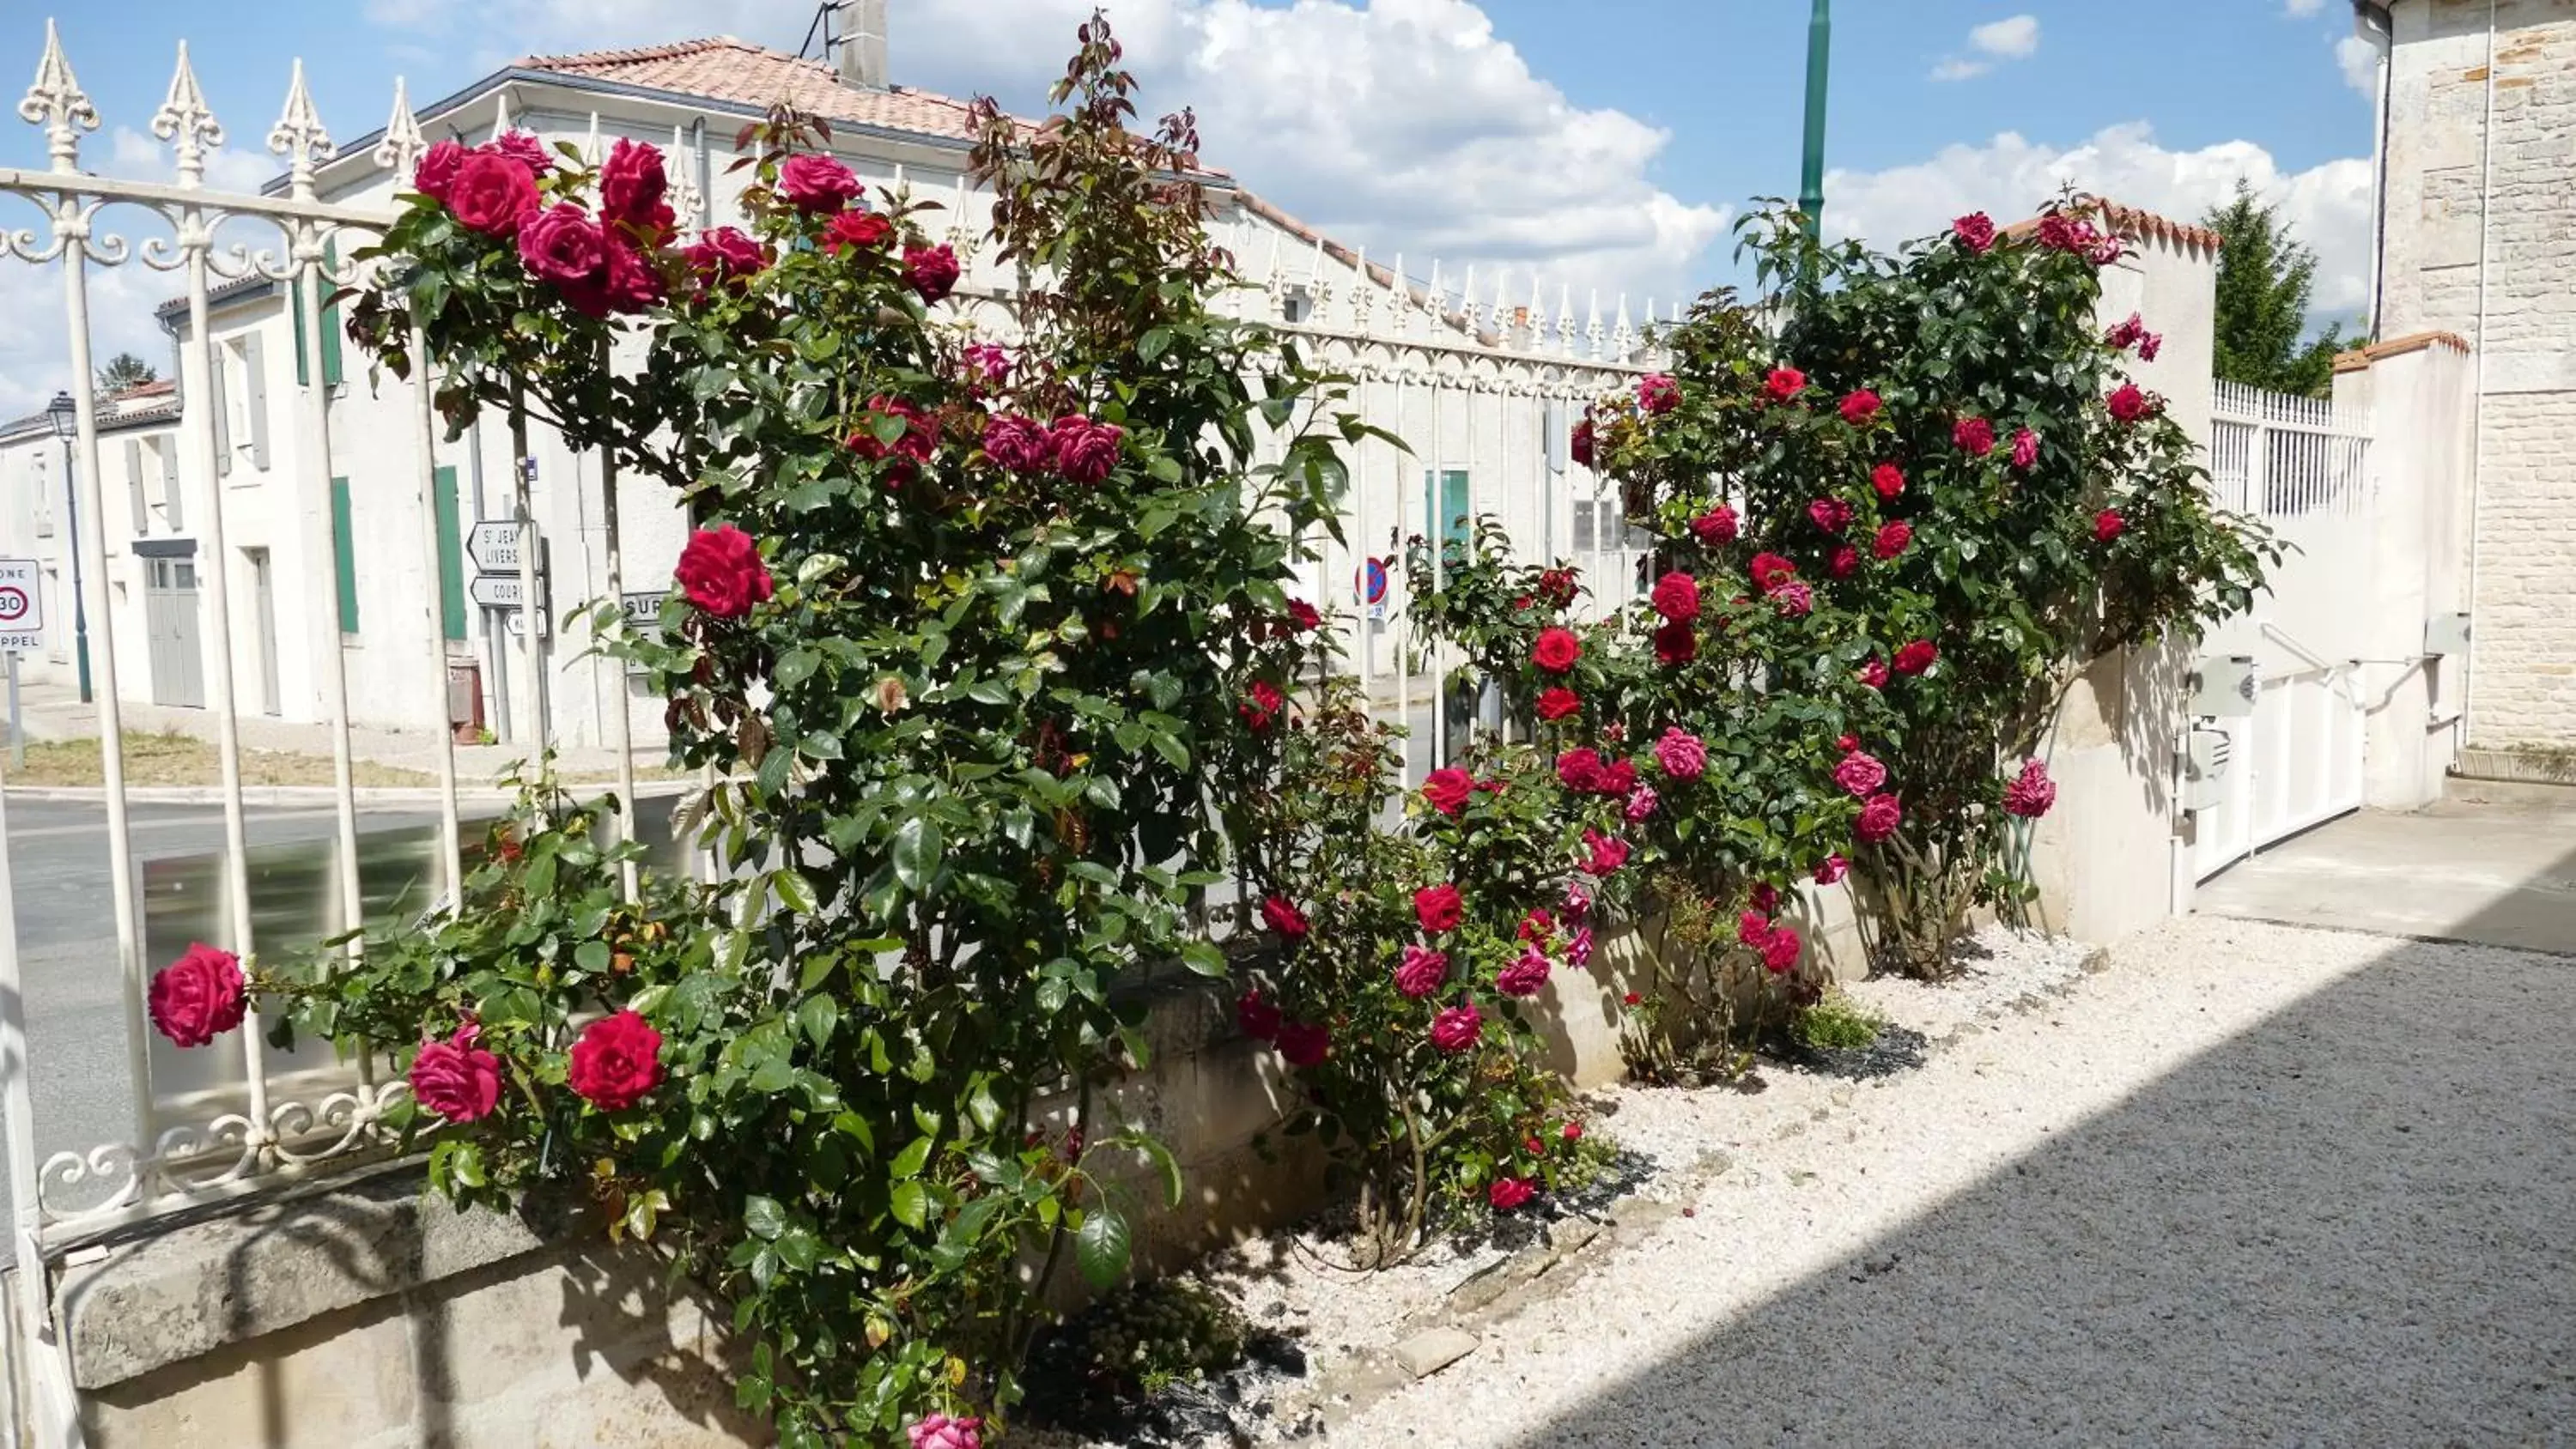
[1315,916,2576,1446]
[1835,922,2101,1039]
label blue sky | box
[2,1,2378,410]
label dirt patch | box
[0,733,440,789]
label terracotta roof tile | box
[2003,197,2223,255]
[515,36,999,143]
[2333,330,2470,373]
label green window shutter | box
[330,476,359,634]
[434,466,466,640]
[291,244,345,387]
[292,282,308,386]
[1423,469,1471,548]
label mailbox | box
[2425,612,2472,657]
[2190,654,2257,718]
[2182,725,2232,813]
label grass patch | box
[1792,988,1886,1052]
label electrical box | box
[2182,726,2233,813]
[2425,612,2472,657]
[2190,654,2257,718]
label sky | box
[0,0,2379,419]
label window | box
[221,335,270,473]
[330,476,358,634]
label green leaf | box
[774,647,823,688]
[744,1195,787,1241]
[889,1179,930,1231]
[1075,1202,1133,1292]
[574,939,611,974]
[891,815,943,892]
[774,868,819,915]
[798,994,841,1048]
[775,1227,821,1272]
[1177,940,1226,978]
[891,1135,935,1179]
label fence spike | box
[490,88,513,142]
[368,76,424,180]
[1352,246,1371,335]
[1585,288,1604,361]
[1391,252,1406,335]
[1459,264,1480,334]
[21,19,100,174]
[1556,284,1574,357]
[266,58,335,201]
[1613,293,1633,361]
[1492,269,1510,348]
[584,112,601,166]
[154,40,227,190]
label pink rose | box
[680,227,769,288]
[963,342,1013,389]
[148,942,247,1047]
[1953,212,1998,252]
[1771,580,1814,618]
[1583,829,1629,876]
[599,138,670,238]
[2139,332,2162,362]
[1813,853,1850,886]
[1497,946,1552,998]
[1807,497,1853,535]
[1737,909,1772,948]
[413,139,468,201]
[1430,1004,1484,1053]
[1274,1021,1328,1068]
[484,132,554,175]
[1488,1176,1535,1212]
[1839,389,1881,425]
[409,1022,501,1124]
[1834,749,1888,798]
[1858,657,1889,689]
[1396,946,1449,999]
[1566,925,1595,968]
[445,152,540,237]
[1048,415,1123,485]
[1649,570,1702,623]
[1654,727,1706,780]
[601,241,663,315]
[852,396,938,487]
[1953,416,1996,457]
[1855,792,1904,845]
[2010,427,2039,470]
[1751,882,1780,913]
[904,243,962,303]
[2105,313,2146,351]
[908,1415,983,1449]
[1691,506,1739,546]
[1624,783,1658,823]
[674,524,774,619]
[1562,880,1593,919]
[2002,758,2057,819]
[777,154,861,213]
[1637,373,1680,415]
[1236,989,1281,1040]
[983,414,1054,475]
[1873,520,1912,561]
[518,203,608,297]
[1750,553,1797,591]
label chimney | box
[835,0,890,89]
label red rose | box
[1049,415,1124,485]
[1839,389,1881,425]
[2106,383,2154,424]
[1691,506,1740,546]
[1532,626,1582,674]
[674,524,774,619]
[1286,598,1321,633]
[1764,367,1807,403]
[599,137,669,237]
[1871,462,1905,500]
[518,203,609,300]
[1874,520,1912,561]
[1536,567,1580,609]
[409,1022,501,1124]
[1261,894,1309,942]
[1430,1004,1483,1052]
[1274,1021,1329,1069]
[566,1009,664,1111]
[1953,212,1998,253]
[2002,757,2057,819]
[1807,497,1853,534]
[983,413,1054,475]
[1814,853,1850,885]
[823,209,893,255]
[484,132,554,175]
[601,241,663,315]
[777,153,860,213]
[1239,679,1285,731]
[1562,1121,1584,1143]
[1395,946,1449,999]
[1555,748,1607,793]
[1570,417,1597,470]
[413,139,468,201]
[2010,427,2040,470]
[1621,991,1642,1007]
[1761,926,1803,973]
[904,243,961,303]
[1953,416,1996,457]
[1749,553,1797,591]
[1830,546,1859,579]
[1855,792,1904,845]
[1652,618,1698,666]
[1422,767,1474,816]
[1637,373,1680,415]
[148,942,246,1047]
[1236,990,1281,1040]
[1596,758,1637,797]
[1893,639,1939,675]
[1534,686,1582,721]
[1649,570,1702,623]
[1583,829,1630,876]
[2095,508,2127,543]
[680,226,769,288]
[1488,1176,1535,1212]
[2038,214,2079,252]
[852,396,939,486]
[446,152,540,237]
[1737,908,1772,947]
[1414,883,1465,934]
[1858,657,1889,689]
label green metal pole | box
[1798,0,1832,252]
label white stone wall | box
[2373,0,2576,749]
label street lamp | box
[44,390,90,705]
[1797,0,1832,281]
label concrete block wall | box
[2371,0,2576,751]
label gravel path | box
[1320,916,2576,1447]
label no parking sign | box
[0,558,40,652]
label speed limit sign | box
[0,557,43,652]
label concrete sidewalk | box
[4,676,659,785]
[2192,782,2576,956]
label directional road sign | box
[466,521,537,576]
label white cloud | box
[107,126,279,195]
[1823,122,2374,324]
[2336,33,2380,96]
[2284,0,2327,15]
[1933,14,2039,82]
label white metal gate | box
[2192,381,2374,882]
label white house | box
[0,4,1667,753]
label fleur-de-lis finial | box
[266,58,335,200]
[20,20,100,173]
[152,41,226,190]
[372,76,425,179]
